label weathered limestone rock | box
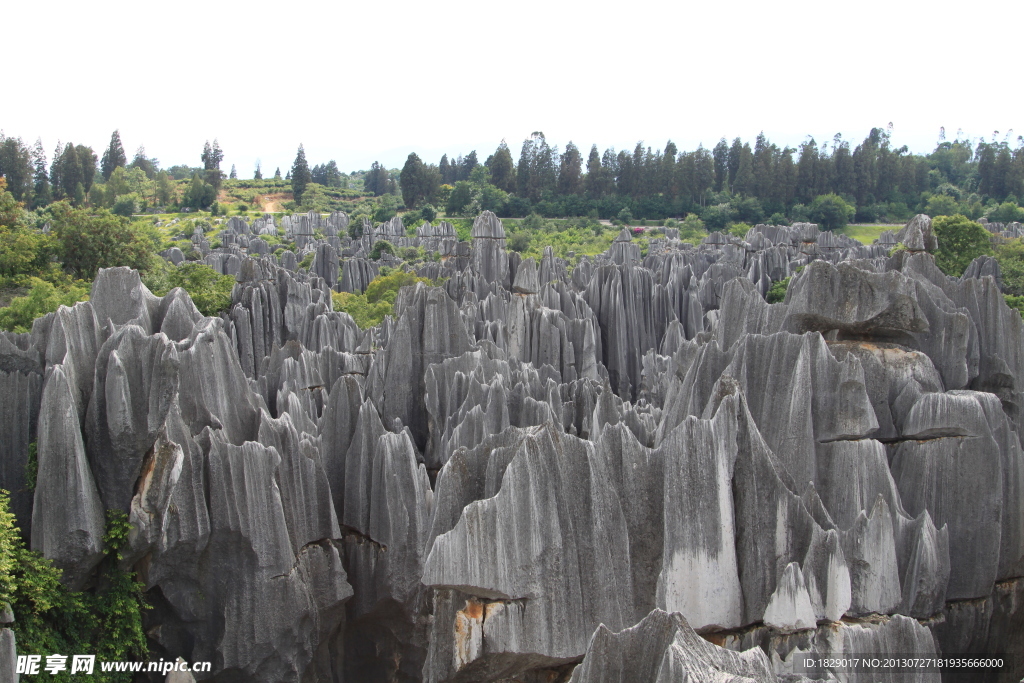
[470,211,509,288]
[568,609,775,683]
[368,283,475,451]
[31,364,106,588]
[0,628,16,683]
[85,325,179,512]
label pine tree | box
[230,164,237,179]
[129,145,156,179]
[274,167,281,180]
[76,145,97,192]
[439,154,452,185]
[49,140,63,198]
[31,138,51,208]
[461,151,479,181]
[557,142,583,196]
[101,130,127,181]
[201,139,224,190]
[400,153,426,208]
[585,145,604,198]
[290,144,311,202]
[254,161,263,180]
[60,143,83,204]
[487,141,516,194]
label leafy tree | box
[989,201,1024,223]
[128,146,157,180]
[995,239,1024,296]
[144,262,235,316]
[508,232,531,252]
[701,203,735,230]
[331,270,438,328]
[369,239,394,260]
[155,171,175,206]
[0,278,90,332]
[808,193,855,230]
[50,202,154,279]
[111,194,138,217]
[0,179,55,279]
[0,136,35,204]
[933,214,994,276]
[101,130,127,180]
[184,173,215,209]
[373,194,398,223]
[446,181,474,215]
[420,204,437,222]
[925,194,958,217]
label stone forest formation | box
[2,210,1023,682]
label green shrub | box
[144,262,235,317]
[370,240,394,260]
[809,193,856,231]
[508,232,531,252]
[1005,294,1024,318]
[1,492,150,682]
[0,278,90,332]
[933,214,993,276]
[996,239,1024,296]
[766,277,790,304]
[50,202,154,280]
[332,270,442,328]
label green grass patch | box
[839,224,892,245]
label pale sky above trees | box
[5,0,1020,175]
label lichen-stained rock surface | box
[5,213,1024,682]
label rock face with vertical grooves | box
[4,213,1023,683]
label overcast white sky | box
[4,0,1020,176]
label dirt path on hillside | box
[259,193,291,213]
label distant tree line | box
[387,128,1024,225]
[4,126,1024,227]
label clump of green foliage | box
[370,239,395,260]
[933,214,993,276]
[144,261,235,317]
[0,493,149,682]
[727,222,751,238]
[23,442,37,492]
[331,270,441,328]
[0,278,90,332]
[809,193,856,231]
[766,277,790,304]
[49,202,155,280]
[1004,295,1024,318]
[995,239,1024,296]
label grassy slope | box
[840,224,891,245]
